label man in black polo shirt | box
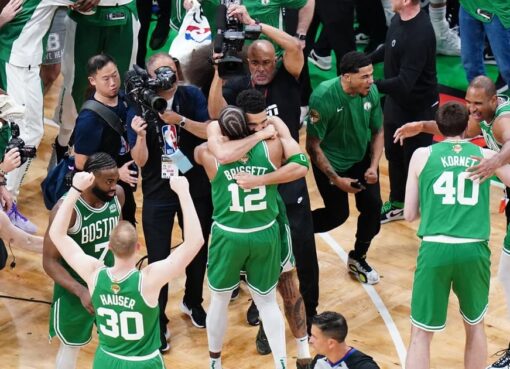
[127,53,211,352]
[209,3,319,340]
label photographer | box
[72,54,137,225]
[126,52,211,351]
[208,3,320,338]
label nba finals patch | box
[452,144,462,154]
[111,284,121,294]
[309,109,320,124]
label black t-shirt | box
[74,95,132,167]
[373,10,438,112]
[223,64,305,204]
[127,85,210,202]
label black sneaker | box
[149,18,170,50]
[180,301,206,328]
[487,344,510,368]
[246,300,260,326]
[231,286,240,301]
[255,323,271,355]
[347,251,380,285]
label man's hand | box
[227,4,255,25]
[169,176,190,195]
[330,176,362,194]
[0,0,22,25]
[159,110,184,125]
[235,172,261,190]
[70,0,100,13]
[72,172,94,192]
[118,160,138,188]
[1,147,20,172]
[77,286,94,315]
[467,155,500,183]
[364,167,378,184]
[183,0,193,11]
[131,115,147,137]
[393,121,424,145]
[256,124,277,141]
[0,185,13,211]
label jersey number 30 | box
[433,171,479,205]
[228,183,267,212]
[97,308,144,340]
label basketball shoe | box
[487,344,510,369]
[380,200,405,224]
[347,251,380,285]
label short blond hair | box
[109,221,138,258]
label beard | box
[92,186,114,202]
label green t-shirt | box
[211,140,279,230]
[460,0,510,28]
[417,141,490,240]
[92,268,160,356]
[307,78,383,173]
[479,95,510,152]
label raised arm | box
[393,120,441,146]
[143,177,204,297]
[48,173,104,285]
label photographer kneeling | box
[72,54,137,225]
[126,53,212,351]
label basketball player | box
[404,101,510,369]
[206,90,313,368]
[195,104,307,369]
[49,173,203,369]
[43,153,124,369]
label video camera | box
[124,64,177,115]
[4,122,36,165]
[214,0,261,79]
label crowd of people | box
[0,0,509,368]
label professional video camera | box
[214,0,261,79]
[5,122,36,165]
[124,64,177,116]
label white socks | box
[55,343,80,369]
[296,336,311,359]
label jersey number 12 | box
[228,183,267,212]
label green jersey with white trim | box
[212,140,279,229]
[63,195,121,285]
[417,141,490,239]
[0,0,74,66]
[92,268,160,357]
[479,95,510,152]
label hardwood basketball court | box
[1,77,509,369]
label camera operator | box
[208,4,320,339]
[72,54,137,225]
[126,52,211,351]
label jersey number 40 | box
[433,171,479,205]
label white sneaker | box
[308,49,332,71]
[436,27,460,56]
[0,95,25,121]
[347,252,380,285]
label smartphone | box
[350,180,366,190]
[476,8,493,21]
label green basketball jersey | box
[307,78,382,172]
[91,268,160,357]
[211,140,279,230]
[0,0,74,66]
[460,0,510,28]
[62,195,121,285]
[417,141,490,240]
[480,95,510,152]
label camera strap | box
[80,100,125,137]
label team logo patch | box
[261,0,270,4]
[185,25,212,43]
[109,204,117,213]
[364,102,372,111]
[309,109,320,124]
[239,155,249,164]
[452,144,462,153]
[111,283,121,294]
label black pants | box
[384,97,437,203]
[312,151,382,244]
[282,181,320,322]
[136,0,171,67]
[316,0,355,76]
[355,0,387,53]
[142,195,212,336]
[117,180,137,226]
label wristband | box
[71,185,82,193]
[286,153,309,169]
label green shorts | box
[93,347,165,369]
[49,284,95,346]
[411,240,490,331]
[208,221,281,295]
